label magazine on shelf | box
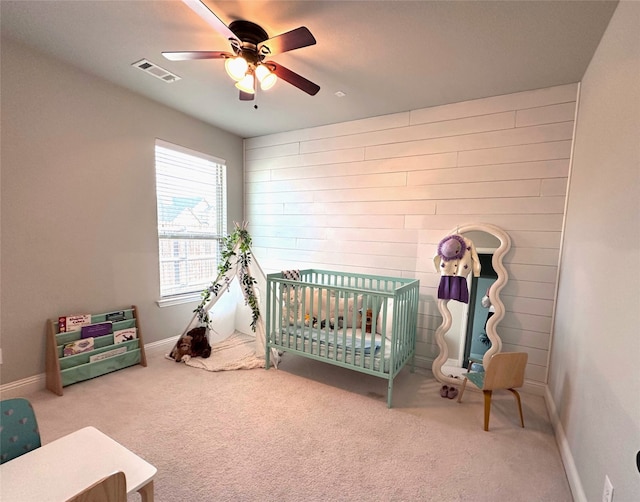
[89,346,126,363]
[114,327,137,344]
[58,314,92,333]
[63,337,95,356]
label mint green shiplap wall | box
[244,84,578,385]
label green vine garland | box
[193,225,260,331]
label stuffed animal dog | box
[320,316,344,330]
[187,326,211,358]
[359,308,373,333]
[170,335,193,362]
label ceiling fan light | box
[260,74,277,91]
[235,74,255,94]
[256,65,277,90]
[225,57,248,81]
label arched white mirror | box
[432,223,511,387]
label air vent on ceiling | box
[132,59,181,83]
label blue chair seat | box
[1,398,41,464]
[466,371,485,389]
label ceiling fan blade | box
[268,62,320,96]
[239,90,255,101]
[162,51,231,61]
[181,0,237,42]
[258,26,316,56]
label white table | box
[0,426,157,501]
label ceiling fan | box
[163,0,320,101]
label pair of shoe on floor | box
[440,385,458,399]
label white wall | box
[548,1,640,500]
[0,39,244,384]
[244,83,578,387]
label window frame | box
[154,139,227,307]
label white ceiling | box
[1,0,617,139]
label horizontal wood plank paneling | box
[249,153,459,177]
[310,180,543,204]
[541,178,569,196]
[366,122,574,160]
[408,160,569,186]
[509,263,558,283]
[245,112,411,150]
[507,230,562,249]
[295,238,418,258]
[245,172,406,194]
[458,140,572,166]
[501,312,553,334]
[281,200,437,216]
[435,196,566,215]
[516,102,577,127]
[409,84,578,125]
[509,247,564,266]
[300,112,516,154]
[245,83,578,385]
[405,214,565,232]
[502,280,557,300]
[500,326,551,351]
[245,142,299,161]
[249,213,406,229]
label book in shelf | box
[81,322,113,339]
[63,337,95,357]
[114,327,137,344]
[105,310,127,322]
[58,314,91,333]
[89,346,127,363]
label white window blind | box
[155,139,227,299]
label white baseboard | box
[0,374,46,399]
[413,355,432,369]
[0,337,180,399]
[522,379,546,396]
[544,386,586,502]
[146,336,179,354]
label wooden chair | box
[457,352,528,431]
[0,398,41,464]
[67,471,127,502]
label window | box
[155,139,226,301]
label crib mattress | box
[274,325,392,373]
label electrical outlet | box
[602,475,614,502]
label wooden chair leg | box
[508,388,525,428]
[483,390,492,431]
[457,377,468,403]
[138,480,154,502]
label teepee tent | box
[170,223,277,371]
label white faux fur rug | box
[183,332,267,371]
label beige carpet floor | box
[22,349,572,501]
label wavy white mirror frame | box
[432,223,511,386]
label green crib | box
[265,269,420,408]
